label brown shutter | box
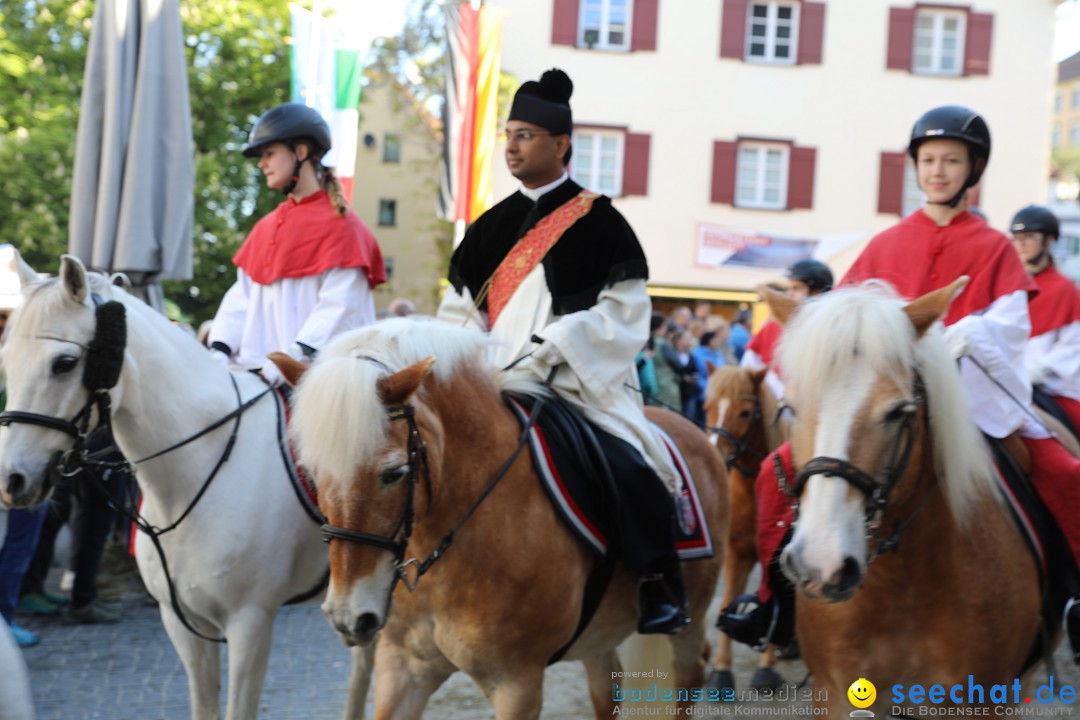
[720,0,748,60]
[886,7,915,71]
[711,141,738,204]
[631,0,659,52]
[964,12,993,76]
[877,151,907,215]
[797,2,826,65]
[623,133,651,196]
[788,146,816,210]
[552,0,581,47]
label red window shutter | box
[886,7,915,71]
[788,146,816,210]
[622,133,651,196]
[552,0,581,47]
[711,141,738,204]
[964,12,993,76]
[631,0,659,51]
[797,2,826,65]
[877,151,907,215]
[720,0,748,60]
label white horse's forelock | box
[291,318,491,484]
[778,283,997,525]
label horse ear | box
[902,276,970,336]
[750,367,768,388]
[377,356,436,406]
[60,255,89,304]
[110,273,133,292]
[756,284,797,326]
[705,359,718,377]
[268,352,308,388]
[10,249,38,287]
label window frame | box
[571,128,626,197]
[744,1,800,65]
[383,133,401,164]
[378,199,397,227]
[735,141,790,210]
[912,8,967,77]
[578,0,634,52]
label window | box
[746,2,799,63]
[1056,93,1064,113]
[383,133,401,163]
[1072,122,1080,147]
[579,0,632,51]
[1053,126,1061,148]
[901,161,926,217]
[735,143,788,209]
[571,129,624,196]
[1073,89,1080,109]
[378,199,397,227]
[912,9,965,76]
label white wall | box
[488,0,1058,290]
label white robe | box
[438,269,679,488]
[1025,320,1080,403]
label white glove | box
[942,325,973,360]
[209,349,231,368]
[532,340,564,366]
[1028,362,1050,386]
[259,360,284,386]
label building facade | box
[487,0,1060,299]
[351,81,448,314]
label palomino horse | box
[0,256,371,720]
[702,365,788,690]
[767,279,1043,716]
[275,318,729,719]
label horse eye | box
[738,409,753,420]
[884,403,916,424]
[51,355,79,376]
[381,464,410,486]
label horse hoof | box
[750,667,783,690]
[705,669,735,692]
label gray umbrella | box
[68,0,194,311]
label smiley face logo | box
[848,678,876,709]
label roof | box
[1060,50,1080,83]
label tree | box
[1052,145,1080,202]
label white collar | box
[520,171,570,203]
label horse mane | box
[777,282,997,526]
[758,379,790,449]
[291,318,500,483]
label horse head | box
[284,319,488,647]
[772,277,990,601]
[704,365,767,469]
[0,256,126,507]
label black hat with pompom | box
[508,68,573,135]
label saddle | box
[1033,385,1080,446]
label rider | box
[208,103,386,382]
[720,106,1080,653]
[1010,205,1080,435]
[437,68,689,634]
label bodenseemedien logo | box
[848,678,877,717]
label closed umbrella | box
[68,0,194,311]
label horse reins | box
[706,394,767,477]
[775,369,936,566]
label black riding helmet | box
[243,103,332,157]
[908,106,991,209]
[1010,205,1060,240]
[786,259,834,294]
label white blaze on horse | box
[274,318,730,720]
[766,279,1045,716]
[0,256,372,720]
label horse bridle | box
[708,394,766,477]
[775,369,934,564]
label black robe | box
[448,179,649,317]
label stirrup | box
[717,593,778,651]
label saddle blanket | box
[506,395,714,562]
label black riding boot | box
[716,550,795,650]
[638,559,690,634]
[1067,595,1080,664]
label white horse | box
[0,256,371,720]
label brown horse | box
[765,279,1044,716]
[702,365,789,690]
[274,319,729,720]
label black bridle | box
[775,369,935,565]
[707,394,767,477]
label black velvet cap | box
[508,68,573,135]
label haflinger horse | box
[272,318,729,720]
[764,278,1044,716]
[702,365,788,690]
[0,256,372,720]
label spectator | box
[648,312,681,410]
[387,297,416,317]
[729,307,751,362]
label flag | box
[441,3,503,226]
[290,4,364,201]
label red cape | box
[747,320,783,368]
[233,191,387,288]
[1029,264,1080,339]
[841,210,1035,325]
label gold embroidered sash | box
[486,190,599,327]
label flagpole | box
[456,0,481,245]
[306,0,324,108]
